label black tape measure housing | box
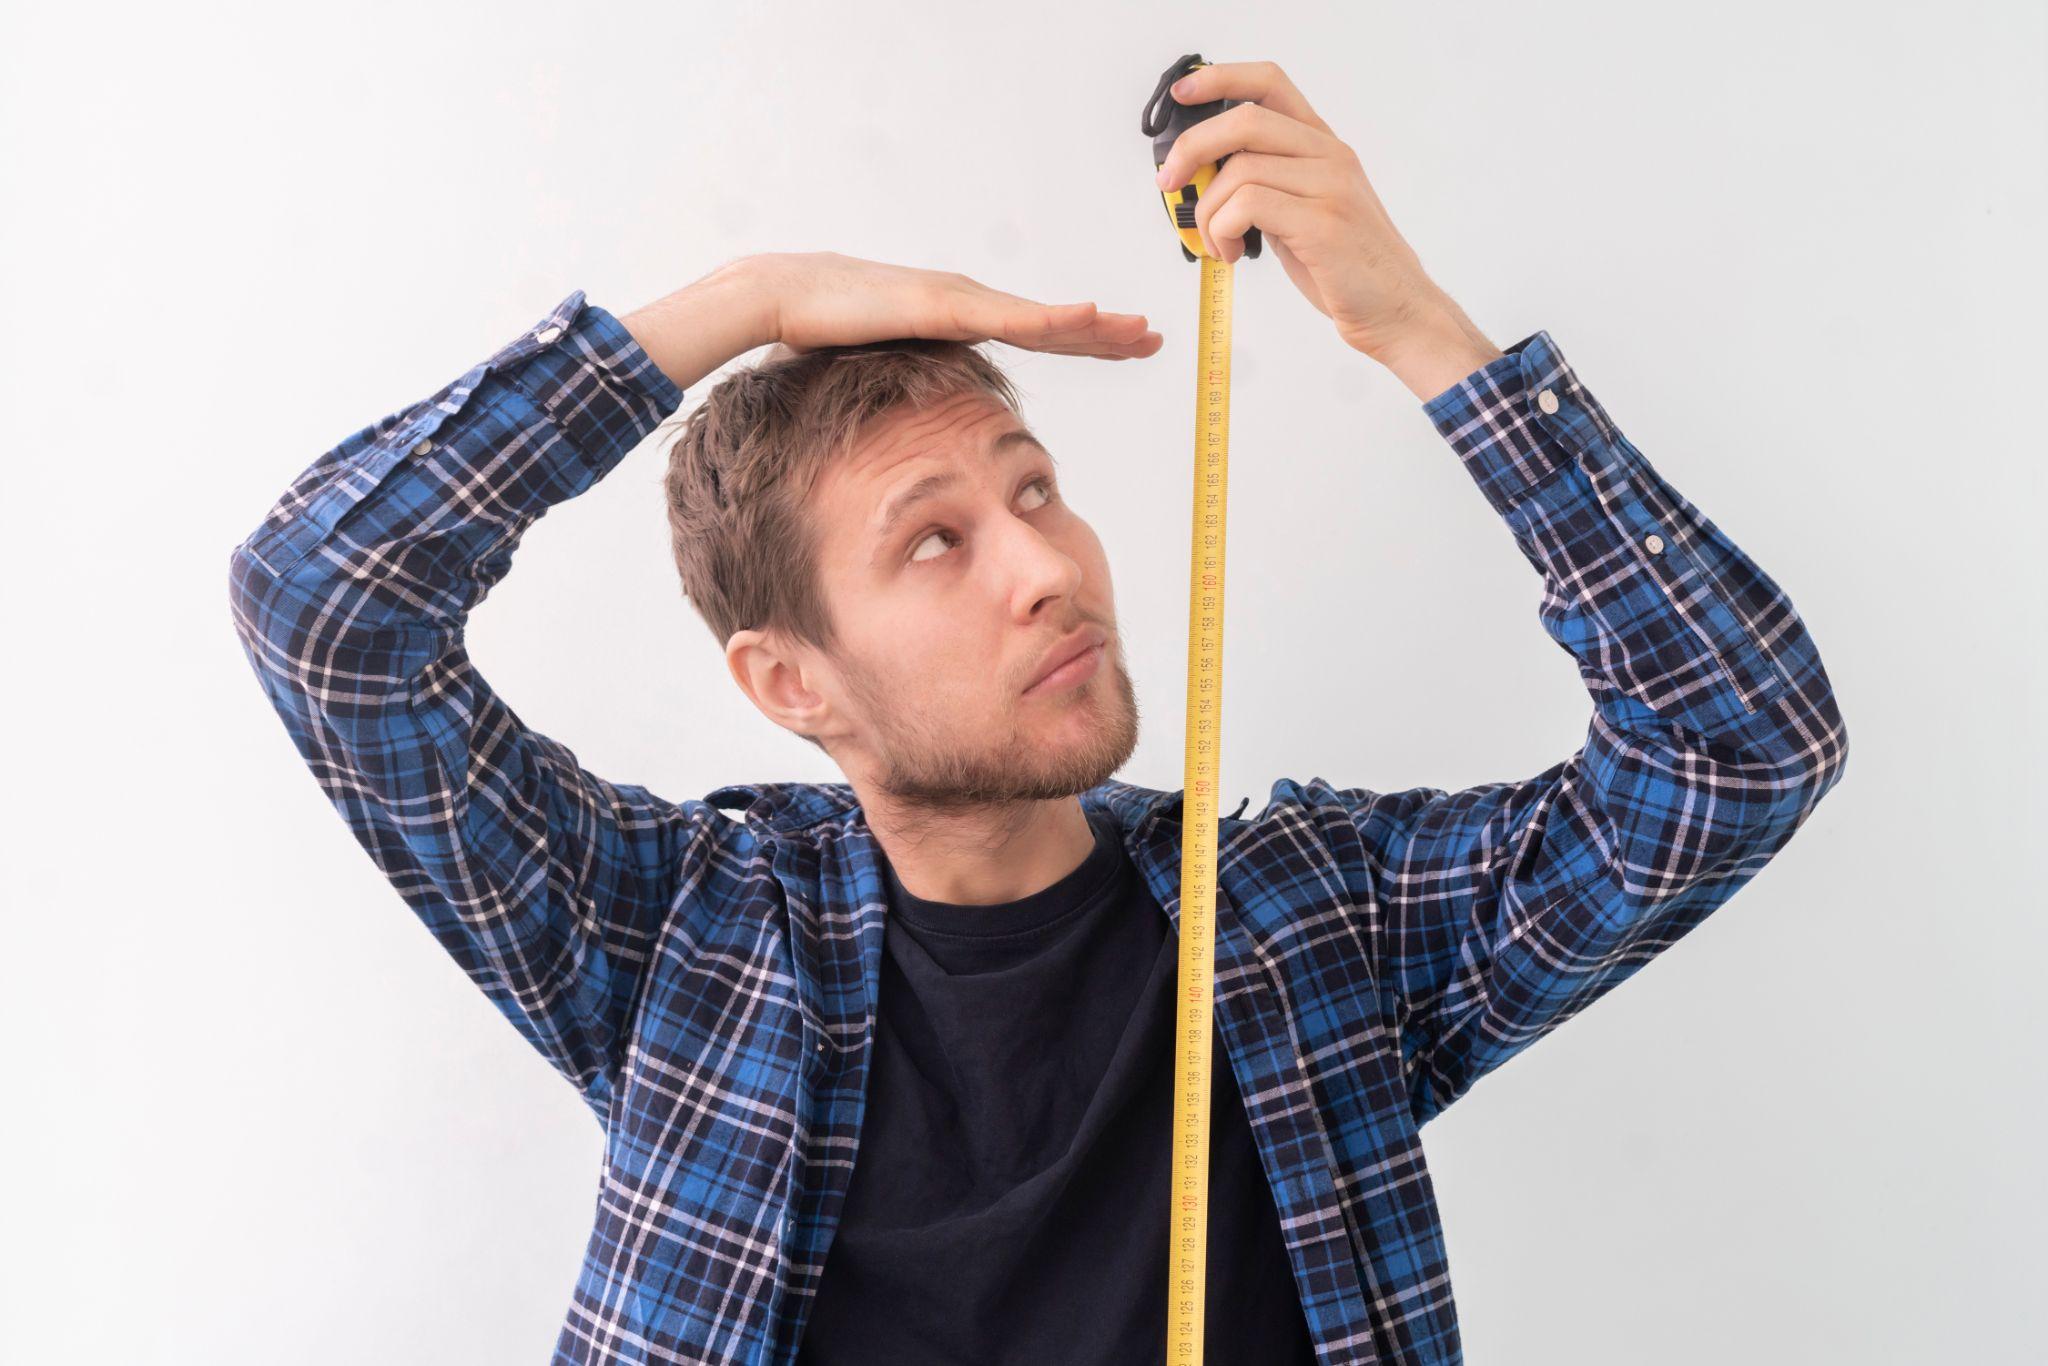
[1141,53,1264,264]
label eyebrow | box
[867,429,1054,566]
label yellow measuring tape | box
[1143,49,1262,1366]
[1170,249,1231,1365]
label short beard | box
[840,635,1141,819]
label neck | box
[859,789,1097,906]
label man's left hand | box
[1153,60,1500,390]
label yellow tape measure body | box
[1169,249,1232,1364]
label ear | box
[726,627,834,739]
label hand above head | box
[1152,60,1501,389]
[623,252,1162,394]
[759,250,1163,360]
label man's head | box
[661,338,1139,815]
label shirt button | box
[815,1039,826,1052]
[534,325,563,345]
[1644,533,1666,554]
[1536,388,1560,415]
[410,438,434,456]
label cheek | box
[861,613,987,691]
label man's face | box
[775,390,1140,813]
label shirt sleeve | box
[226,290,744,1124]
[1315,329,1850,1127]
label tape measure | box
[1141,51,1261,1366]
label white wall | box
[3,1,2040,1361]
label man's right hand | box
[621,251,1161,394]
[759,250,1161,360]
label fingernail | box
[1171,77,1191,96]
[1155,166,1171,188]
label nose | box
[1003,517,1084,623]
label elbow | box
[1794,673,1850,801]
[1761,688,1849,841]
[227,540,277,646]
[1818,705,1849,796]
[1751,633,1850,804]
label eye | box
[908,528,958,564]
[907,476,1058,566]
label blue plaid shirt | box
[228,291,1848,1364]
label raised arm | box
[225,266,775,1121]
[1150,59,1847,1124]
[1307,331,1850,1126]
[227,255,1161,1122]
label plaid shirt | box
[228,290,1848,1364]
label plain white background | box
[4,2,2040,1361]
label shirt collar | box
[705,778,1190,841]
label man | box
[228,60,1846,1366]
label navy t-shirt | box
[793,806,1316,1364]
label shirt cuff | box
[494,290,687,473]
[1420,328,1803,726]
[238,290,685,584]
[1419,329,1624,519]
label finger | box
[1031,331,1164,359]
[1013,299,1100,335]
[1013,329,1161,356]
[989,297,1157,346]
[947,295,1081,343]
[950,275,1155,331]
[1203,183,1321,264]
[1030,305,1152,336]
[975,295,1097,329]
[1004,322,1162,355]
[1155,102,1335,192]
[1190,150,1338,259]
[964,294,1153,346]
[1171,59,1332,135]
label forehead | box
[841,390,1022,478]
[812,392,1046,544]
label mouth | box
[1024,627,1110,696]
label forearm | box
[1369,288,1507,404]
[1422,327,1847,766]
[230,290,682,633]
[618,256,781,393]
[227,290,724,1120]
[1359,329,1848,1121]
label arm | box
[1315,328,1849,1127]
[226,267,773,1121]
[1149,58,1848,1125]
[227,256,1159,1122]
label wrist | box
[1371,294,1506,404]
[619,256,780,394]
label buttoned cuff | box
[495,290,687,473]
[239,291,685,582]
[1420,330,1622,519]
